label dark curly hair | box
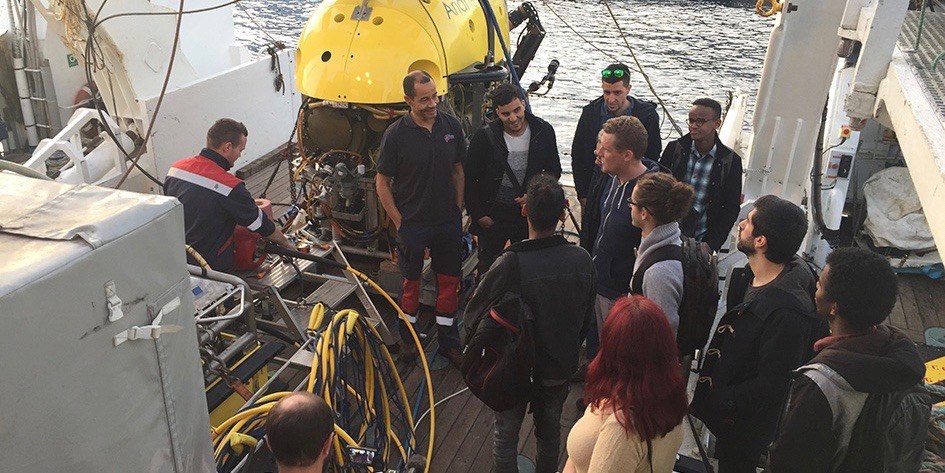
[750,195,807,264]
[525,173,566,232]
[823,247,898,330]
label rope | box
[599,0,684,136]
[916,0,929,49]
[538,0,625,66]
[755,0,783,17]
[234,2,281,45]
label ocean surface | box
[233,0,774,172]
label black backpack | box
[630,237,719,356]
[461,253,536,411]
[836,383,932,472]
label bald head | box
[403,70,434,98]
[266,393,334,468]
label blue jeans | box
[493,383,569,473]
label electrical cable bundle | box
[213,266,435,473]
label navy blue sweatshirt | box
[592,160,661,299]
[164,148,276,272]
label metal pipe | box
[25,0,50,139]
[335,244,392,259]
[216,332,257,365]
[187,264,256,334]
[13,58,39,146]
[197,318,238,345]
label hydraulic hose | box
[479,0,526,108]
[212,266,435,473]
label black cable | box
[79,1,166,187]
[93,0,242,29]
[810,103,845,241]
[114,0,184,189]
[257,323,299,344]
[261,103,305,198]
[80,0,244,188]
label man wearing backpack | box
[629,173,720,361]
[463,174,596,473]
[767,247,928,473]
[690,195,827,473]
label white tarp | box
[863,167,937,250]
[0,173,176,248]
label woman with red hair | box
[564,295,687,472]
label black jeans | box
[476,202,528,279]
[715,435,764,473]
[396,218,463,350]
[492,383,569,473]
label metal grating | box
[899,11,945,119]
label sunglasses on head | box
[601,68,627,79]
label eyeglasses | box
[627,199,648,213]
[601,68,627,79]
[686,117,715,127]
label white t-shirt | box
[497,126,530,204]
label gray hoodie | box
[632,221,684,333]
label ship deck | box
[241,148,945,472]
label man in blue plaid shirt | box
[659,98,743,251]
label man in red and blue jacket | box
[164,118,293,272]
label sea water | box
[234,0,774,172]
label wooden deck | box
[385,312,588,473]
[888,273,945,345]
[242,155,945,472]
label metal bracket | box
[351,4,372,20]
[105,280,124,322]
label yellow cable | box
[185,245,211,269]
[756,0,782,17]
[344,266,435,473]
[211,402,277,442]
[211,269,434,472]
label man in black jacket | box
[660,98,743,251]
[691,195,826,473]
[570,63,661,208]
[466,84,561,277]
[464,174,595,473]
[768,248,927,473]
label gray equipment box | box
[0,173,214,472]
